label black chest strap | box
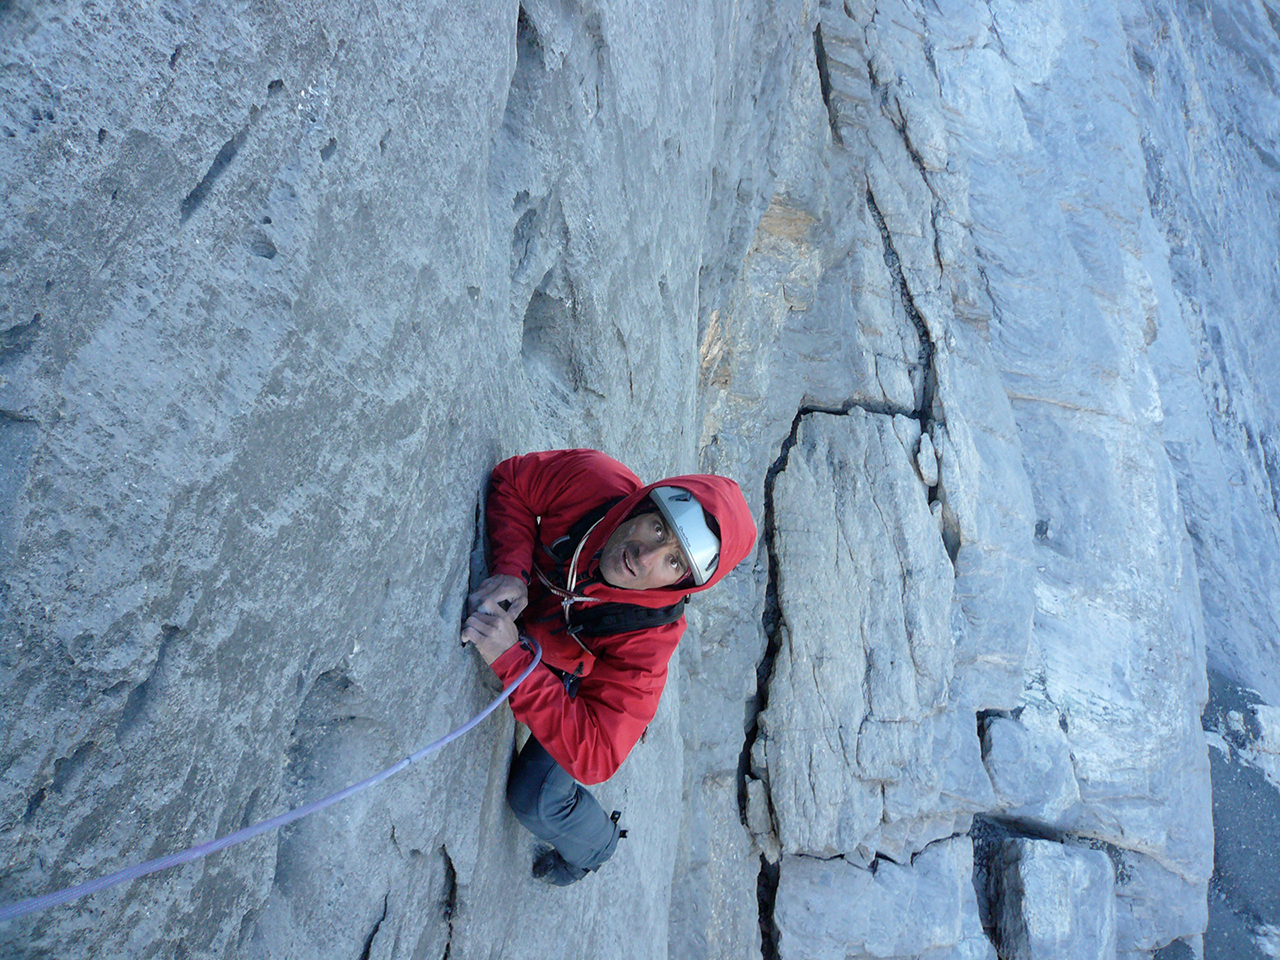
[567,596,689,638]
[544,496,625,566]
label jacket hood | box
[579,472,758,608]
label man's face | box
[598,510,691,590]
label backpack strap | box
[545,496,625,565]
[539,494,689,643]
[567,595,689,638]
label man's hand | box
[467,574,529,619]
[461,606,520,665]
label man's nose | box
[635,541,662,569]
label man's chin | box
[600,561,639,590]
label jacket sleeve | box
[485,449,635,585]
[489,624,682,784]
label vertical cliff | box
[2,0,1277,957]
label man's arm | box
[484,449,641,584]
[464,449,626,650]
[487,624,681,784]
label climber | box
[461,448,757,885]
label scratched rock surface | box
[3,0,1280,958]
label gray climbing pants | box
[505,736,622,871]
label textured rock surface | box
[993,838,1117,960]
[774,836,995,960]
[757,410,982,863]
[2,0,1278,957]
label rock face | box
[775,836,995,960]
[758,410,980,864]
[992,838,1117,960]
[2,0,1277,959]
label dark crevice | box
[744,397,952,947]
[358,892,389,960]
[738,399,925,821]
[869,850,904,871]
[866,56,887,109]
[441,844,457,960]
[180,107,260,223]
[864,185,937,424]
[908,831,967,865]
[23,787,46,823]
[923,41,939,83]
[869,55,931,183]
[813,25,843,144]
[865,48,939,185]
[866,177,958,561]
[976,707,1019,757]
[757,854,782,960]
[930,205,944,273]
[740,401,910,956]
[740,409,806,821]
[742,410,808,960]
[970,814,1134,940]
[817,397,920,421]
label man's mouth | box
[623,550,637,578]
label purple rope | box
[0,641,541,924]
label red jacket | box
[486,449,757,784]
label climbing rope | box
[0,639,542,923]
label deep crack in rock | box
[864,185,937,425]
[757,854,782,960]
[744,402,924,959]
[744,394,962,948]
[180,107,259,223]
[441,844,458,960]
[813,25,844,145]
[742,408,808,960]
[358,892,389,960]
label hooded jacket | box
[486,449,757,784]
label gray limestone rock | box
[993,838,1117,960]
[981,713,1081,827]
[4,0,1278,955]
[760,409,967,860]
[774,836,996,960]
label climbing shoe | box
[531,847,590,887]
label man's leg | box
[506,736,621,876]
